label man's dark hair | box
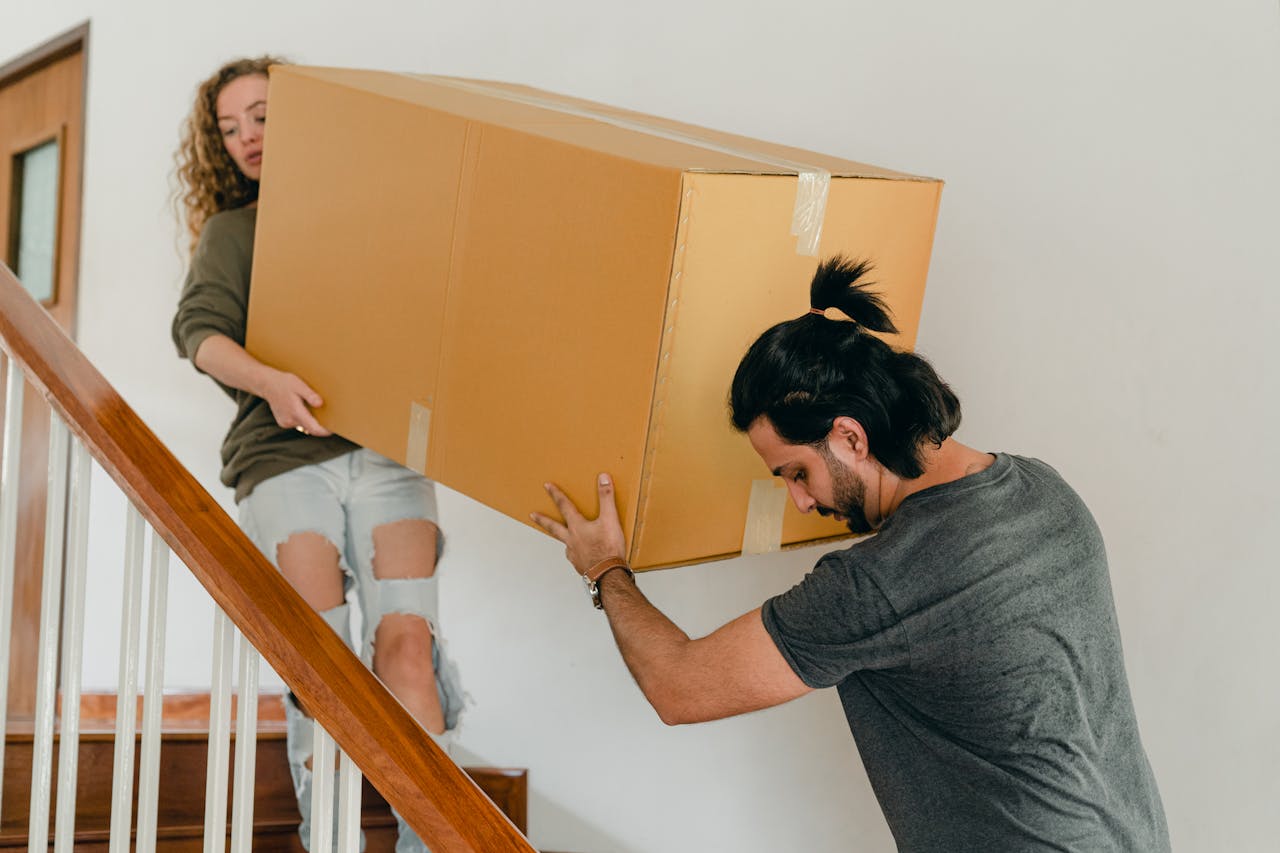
[729,256,961,479]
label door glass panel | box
[12,138,61,303]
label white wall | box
[3,1,1277,851]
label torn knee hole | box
[370,519,440,580]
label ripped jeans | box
[240,448,464,851]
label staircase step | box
[2,728,526,850]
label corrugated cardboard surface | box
[630,173,941,568]
[248,66,942,570]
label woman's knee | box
[275,531,345,610]
[370,519,439,579]
[371,613,434,675]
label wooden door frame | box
[0,21,89,336]
[1,23,89,718]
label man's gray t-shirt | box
[762,453,1168,852]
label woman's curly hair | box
[174,56,286,254]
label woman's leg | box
[346,450,464,734]
[367,518,445,733]
[346,450,465,853]
[277,532,345,613]
[239,458,355,852]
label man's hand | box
[531,473,627,575]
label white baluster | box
[310,722,337,852]
[336,748,364,852]
[0,357,25,823]
[108,505,146,853]
[52,438,91,853]
[27,412,69,853]
[204,607,236,853]
[229,640,260,853]
[135,529,170,853]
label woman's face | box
[215,74,269,181]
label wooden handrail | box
[0,263,535,852]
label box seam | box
[629,174,694,568]
[428,120,483,476]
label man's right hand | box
[531,473,628,577]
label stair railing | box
[0,262,535,852]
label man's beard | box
[816,443,874,534]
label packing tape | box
[404,74,830,257]
[741,478,788,555]
[405,402,431,474]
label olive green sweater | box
[171,206,356,502]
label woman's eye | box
[221,126,236,138]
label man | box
[531,257,1168,852]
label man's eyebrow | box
[216,101,266,121]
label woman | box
[171,56,460,853]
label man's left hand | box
[531,473,627,575]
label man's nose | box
[785,481,816,514]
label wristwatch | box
[582,556,634,610]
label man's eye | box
[792,471,806,483]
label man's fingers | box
[596,473,621,524]
[530,511,569,542]
[543,482,585,523]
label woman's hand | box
[259,368,332,437]
[532,474,627,575]
[193,334,333,437]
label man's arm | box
[532,475,812,725]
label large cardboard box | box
[247,66,942,570]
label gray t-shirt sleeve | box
[761,552,910,689]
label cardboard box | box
[247,66,942,570]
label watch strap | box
[582,556,634,610]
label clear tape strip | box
[406,402,431,474]
[741,479,788,555]
[404,74,830,257]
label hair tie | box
[808,307,825,317]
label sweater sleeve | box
[171,211,254,368]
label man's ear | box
[829,416,870,460]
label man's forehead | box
[746,418,811,473]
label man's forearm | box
[533,477,811,726]
[596,570,697,725]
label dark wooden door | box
[0,26,87,717]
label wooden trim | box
[0,267,534,852]
[0,22,90,88]
[65,691,287,728]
